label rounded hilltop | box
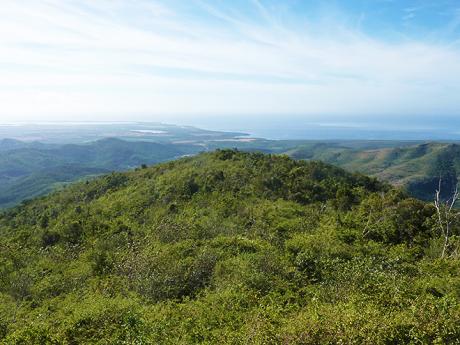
[1,150,459,344]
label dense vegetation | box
[2,135,459,208]
[0,138,191,208]
[1,150,459,344]
[287,142,460,200]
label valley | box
[0,123,458,208]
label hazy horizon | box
[2,115,460,141]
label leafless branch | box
[434,178,459,258]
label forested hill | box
[287,142,460,201]
[2,138,460,209]
[1,150,460,343]
[0,138,188,209]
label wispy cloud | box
[0,0,459,121]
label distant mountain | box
[0,138,22,149]
[0,138,190,208]
[286,142,460,200]
[0,165,111,208]
[54,138,186,169]
[0,133,459,208]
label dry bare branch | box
[434,178,459,258]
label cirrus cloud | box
[0,0,459,121]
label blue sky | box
[0,0,460,122]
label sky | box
[1,0,460,123]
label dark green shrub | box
[41,230,60,247]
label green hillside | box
[1,150,459,344]
[287,142,460,201]
[1,138,459,209]
[0,138,189,208]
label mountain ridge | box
[288,141,460,200]
[1,137,460,209]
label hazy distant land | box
[0,122,458,208]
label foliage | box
[0,138,186,208]
[0,150,460,343]
[288,142,460,201]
